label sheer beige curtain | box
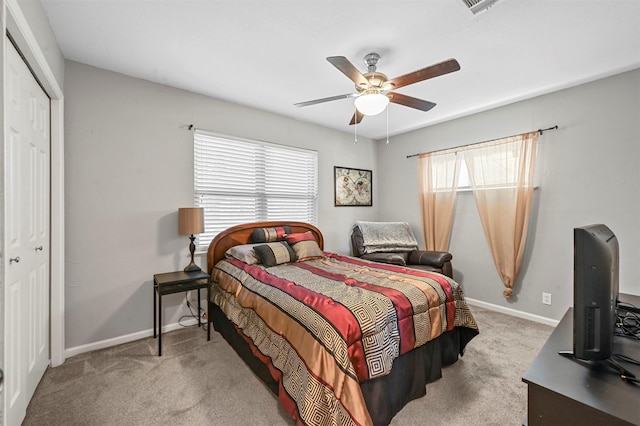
[463,131,538,298]
[418,150,461,251]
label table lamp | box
[178,207,204,272]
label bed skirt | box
[210,303,478,426]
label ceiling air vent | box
[462,0,500,14]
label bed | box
[207,221,478,426]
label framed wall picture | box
[334,166,372,206]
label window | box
[462,136,537,191]
[431,140,537,192]
[457,152,512,192]
[193,130,318,249]
[457,156,471,190]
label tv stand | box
[522,294,640,426]
[557,350,637,382]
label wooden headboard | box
[206,221,324,274]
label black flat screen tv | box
[573,224,619,361]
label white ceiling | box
[40,0,640,140]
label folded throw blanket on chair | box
[354,221,419,254]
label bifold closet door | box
[4,38,51,426]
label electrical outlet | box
[542,292,552,305]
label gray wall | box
[376,68,640,321]
[64,60,639,349]
[63,61,378,349]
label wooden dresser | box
[522,294,640,426]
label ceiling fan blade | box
[388,92,436,112]
[349,110,364,126]
[294,93,358,107]
[327,56,370,88]
[385,58,460,90]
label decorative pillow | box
[285,232,325,261]
[253,241,297,267]
[251,226,291,243]
[224,244,262,265]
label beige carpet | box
[23,306,552,426]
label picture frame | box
[334,166,372,207]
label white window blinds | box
[193,130,318,249]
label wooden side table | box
[153,270,210,356]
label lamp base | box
[184,234,201,272]
[184,262,201,272]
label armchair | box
[350,222,453,278]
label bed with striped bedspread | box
[211,251,478,426]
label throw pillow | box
[285,232,325,261]
[224,244,262,265]
[253,241,297,267]
[251,226,291,243]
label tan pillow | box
[224,244,261,265]
[285,232,324,261]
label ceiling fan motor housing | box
[363,52,381,72]
[358,72,388,92]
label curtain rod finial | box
[538,125,559,135]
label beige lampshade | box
[178,207,204,235]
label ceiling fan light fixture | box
[354,92,389,116]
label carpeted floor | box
[23,306,552,426]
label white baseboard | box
[466,297,559,327]
[64,300,557,360]
[64,318,201,360]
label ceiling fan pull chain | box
[354,105,358,144]
[386,106,390,144]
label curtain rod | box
[406,125,558,159]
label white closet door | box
[4,39,50,426]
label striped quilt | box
[211,253,478,426]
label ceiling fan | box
[294,53,460,125]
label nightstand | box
[153,270,210,356]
